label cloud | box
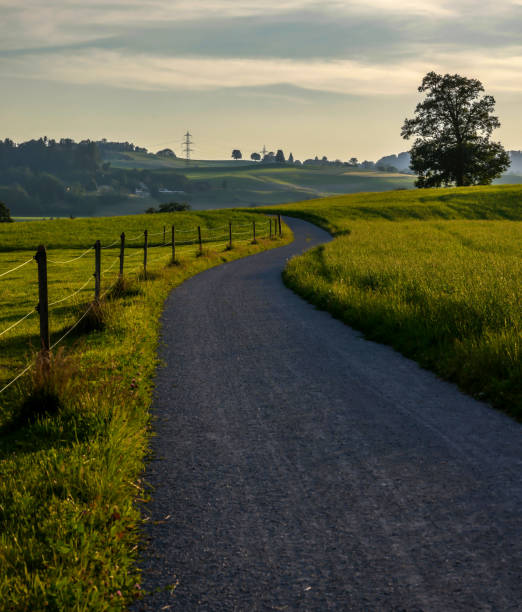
[2,48,521,96]
[0,0,494,51]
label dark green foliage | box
[159,202,190,212]
[146,202,191,213]
[156,148,176,158]
[0,137,191,216]
[0,200,12,222]
[231,149,242,160]
[402,72,510,187]
[275,149,286,163]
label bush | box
[0,200,13,222]
[159,201,190,212]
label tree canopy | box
[401,72,510,187]
[275,149,286,163]
[0,201,12,222]
[231,149,242,160]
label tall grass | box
[283,218,521,417]
[261,184,522,232]
[0,211,291,609]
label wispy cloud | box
[0,0,494,51]
[2,48,521,96]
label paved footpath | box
[135,217,521,611]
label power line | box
[182,131,194,164]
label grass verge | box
[0,213,291,610]
[258,185,522,419]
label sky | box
[1,0,521,161]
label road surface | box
[135,217,522,611]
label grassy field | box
[259,184,522,230]
[105,151,417,211]
[260,184,522,418]
[0,210,290,610]
[182,164,416,208]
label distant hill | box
[376,150,522,176]
[376,152,412,172]
[2,137,520,217]
[507,150,522,173]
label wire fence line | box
[126,233,143,242]
[0,309,36,338]
[47,246,94,266]
[0,258,34,278]
[101,257,120,277]
[0,215,283,397]
[101,238,121,250]
[48,275,94,308]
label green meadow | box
[260,184,522,418]
[104,151,417,212]
[0,210,290,610]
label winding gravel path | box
[135,217,522,611]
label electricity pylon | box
[182,131,194,163]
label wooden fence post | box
[269,218,272,238]
[198,226,202,256]
[278,214,282,237]
[171,225,176,262]
[143,230,148,279]
[252,220,257,244]
[229,221,232,249]
[119,232,125,278]
[35,245,50,352]
[163,225,166,244]
[94,240,101,301]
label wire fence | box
[0,216,282,397]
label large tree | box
[401,72,509,187]
[231,149,242,160]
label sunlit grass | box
[0,210,290,609]
[261,184,522,231]
[283,216,521,417]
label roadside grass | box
[260,184,522,231]
[0,210,261,251]
[260,184,522,418]
[0,211,291,610]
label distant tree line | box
[96,139,148,155]
[240,147,411,173]
[0,137,101,174]
[0,137,189,216]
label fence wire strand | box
[0,362,34,395]
[48,275,94,308]
[47,246,94,265]
[49,302,95,351]
[101,239,121,249]
[0,258,34,278]
[0,309,36,338]
[101,257,120,276]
